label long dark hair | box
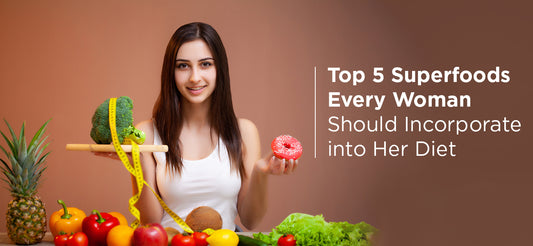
[153,22,244,179]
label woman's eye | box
[201,61,213,68]
[176,63,189,69]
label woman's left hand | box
[257,152,298,175]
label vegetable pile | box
[90,96,145,145]
[49,200,132,246]
[254,213,377,246]
[48,199,249,246]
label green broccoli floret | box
[90,96,146,145]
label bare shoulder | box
[238,118,259,140]
[238,118,261,160]
[135,119,154,145]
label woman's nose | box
[189,66,201,83]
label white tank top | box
[153,124,241,232]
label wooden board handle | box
[66,144,168,152]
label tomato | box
[54,234,69,246]
[67,232,88,246]
[277,234,296,246]
[54,232,88,246]
[171,234,196,246]
[192,232,208,246]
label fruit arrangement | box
[44,205,374,246]
[46,203,252,246]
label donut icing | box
[271,135,303,160]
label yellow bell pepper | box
[49,200,87,237]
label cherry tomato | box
[171,234,196,246]
[192,232,208,246]
[54,234,69,246]
[278,234,296,246]
[67,232,89,246]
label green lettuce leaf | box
[253,213,377,245]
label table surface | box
[0,233,54,246]
[0,232,257,245]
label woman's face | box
[174,39,216,105]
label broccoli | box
[90,96,146,145]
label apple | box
[133,223,168,246]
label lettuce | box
[253,213,377,245]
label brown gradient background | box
[1,1,532,245]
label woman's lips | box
[187,85,207,95]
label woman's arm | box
[133,120,164,225]
[237,119,297,230]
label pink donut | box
[271,135,303,160]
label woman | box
[133,22,297,231]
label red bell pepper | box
[82,210,120,246]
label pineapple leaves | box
[3,119,20,157]
[9,155,21,175]
[29,166,47,193]
[19,122,27,159]
[19,121,25,148]
[0,130,16,158]
[0,119,51,197]
[31,152,49,174]
[3,170,17,186]
[28,119,50,153]
[0,158,14,177]
[18,136,28,168]
[0,150,13,170]
[29,137,49,165]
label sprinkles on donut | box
[271,135,303,160]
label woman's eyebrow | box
[176,57,214,62]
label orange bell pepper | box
[49,200,87,237]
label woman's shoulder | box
[135,119,155,144]
[238,118,257,134]
[238,118,259,143]
[136,119,153,131]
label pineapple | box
[0,119,50,245]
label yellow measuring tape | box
[108,97,193,233]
